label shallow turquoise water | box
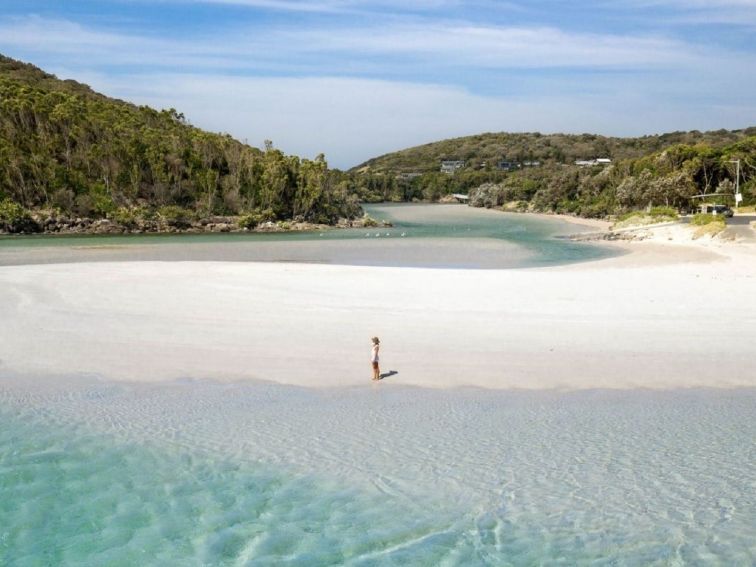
[0,204,615,268]
[0,410,455,566]
[2,379,754,565]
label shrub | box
[614,206,678,228]
[617,210,641,222]
[649,206,678,219]
[0,199,26,223]
[80,182,117,216]
[91,194,116,216]
[690,213,725,226]
[51,189,75,213]
[74,194,96,217]
[238,212,260,229]
[0,199,38,233]
[691,213,726,239]
[109,207,147,228]
[237,208,277,229]
[158,205,193,228]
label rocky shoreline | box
[0,213,391,236]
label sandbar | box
[2,223,755,390]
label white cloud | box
[617,0,756,25]
[77,73,756,168]
[290,24,695,68]
[0,15,717,72]
[0,16,245,68]
[193,0,341,12]
[191,0,462,12]
[2,14,753,168]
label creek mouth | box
[0,204,617,269]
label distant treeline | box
[349,130,756,216]
[0,55,360,231]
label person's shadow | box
[379,370,398,380]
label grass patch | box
[613,207,679,230]
[691,213,726,239]
[690,213,725,226]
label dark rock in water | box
[1,210,358,237]
[595,231,644,241]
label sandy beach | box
[2,218,755,391]
[3,213,756,565]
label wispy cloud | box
[616,0,756,25]
[0,15,714,72]
[290,24,695,69]
[0,6,753,167]
[192,0,341,13]
[191,0,462,13]
[0,16,215,66]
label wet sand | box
[0,237,538,269]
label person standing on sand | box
[371,337,381,381]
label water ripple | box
[1,377,754,565]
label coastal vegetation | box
[690,212,727,238]
[612,206,679,229]
[351,130,756,218]
[3,53,755,233]
[0,55,360,233]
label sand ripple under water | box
[1,377,755,565]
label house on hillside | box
[496,160,518,171]
[440,160,465,174]
[575,158,612,167]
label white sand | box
[2,227,756,390]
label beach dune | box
[2,241,755,390]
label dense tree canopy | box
[0,55,360,229]
[349,127,756,217]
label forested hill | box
[348,128,756,217]
[0,54,360,233]
[354,129,756,174]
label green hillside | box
[354,130,756,174]
[349,130,756,217]
[0,55,359,233]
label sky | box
[1,1,755,168]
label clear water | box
[0,204,615,268]
[2,377,754,565]
[1,205,749,565]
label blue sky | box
[1,1,755,168]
